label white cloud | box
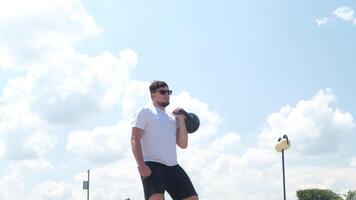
[0,102,55,160]
[0,0,102,69]
[0,140,5,158]
[0,48,14,69]
[8,159,54,173]
[29,180,84,200]
[177,147,281,200]
[240,147,277,167]
[121,80,151,119]
[74,159,143,200]
[0,75,57,160]
[24,131,57,157]
[119,48,139,68]
[351,157,356,167]
[288,166,356,195]
[67,121,131,163]
[2,76,33,105]
[210,132,240,152]
[258,89,355,156]
[315,17,331,26]
[333,6,354,22]
[0,171,25,200]
[28,50,136,125]
[0,0,137,169]
[316,6,356,26]
[0,0,101,38]
[0,0,75,20]
[170,91,222,148]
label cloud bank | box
[0,1,355,199]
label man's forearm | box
[131,140,145,166]
[177,119,188,148]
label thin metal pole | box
[87,169,90,200]
[282,150,286,200]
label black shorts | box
[141,161,198,200]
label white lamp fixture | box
[275,135,291,152]
[275,134,291,200]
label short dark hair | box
[149,80,168,93]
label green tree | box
[296,189,342,200]
[344,190,356,200]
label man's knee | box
[183,195,199,200]
[149,193,164,200]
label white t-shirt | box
[132,105,178,166]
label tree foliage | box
[344,190,356,200]
[296,189,342,200]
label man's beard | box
[158,101,170,108]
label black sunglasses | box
[156,89,172,95]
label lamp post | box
[83,169,90,200]
[275,135,291,200]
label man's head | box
[149,80,172,108]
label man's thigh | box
[142,162,167,200]
[166,165,198,200]
[149,193,164,200]
[183,195,199,200]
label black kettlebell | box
[174,109,200,133]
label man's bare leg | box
[149,193,164,200]
[183,195,199,200]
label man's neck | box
[153,102,165,111]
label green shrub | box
[296,189,342,200]
[344,190,356,200]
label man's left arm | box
[173,108,188,149]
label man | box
[131,80,199,200]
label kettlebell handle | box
[174,109,193,121]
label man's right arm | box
[131,127,151,177]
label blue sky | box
[0,0,356,199]
[80,0,356,132]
